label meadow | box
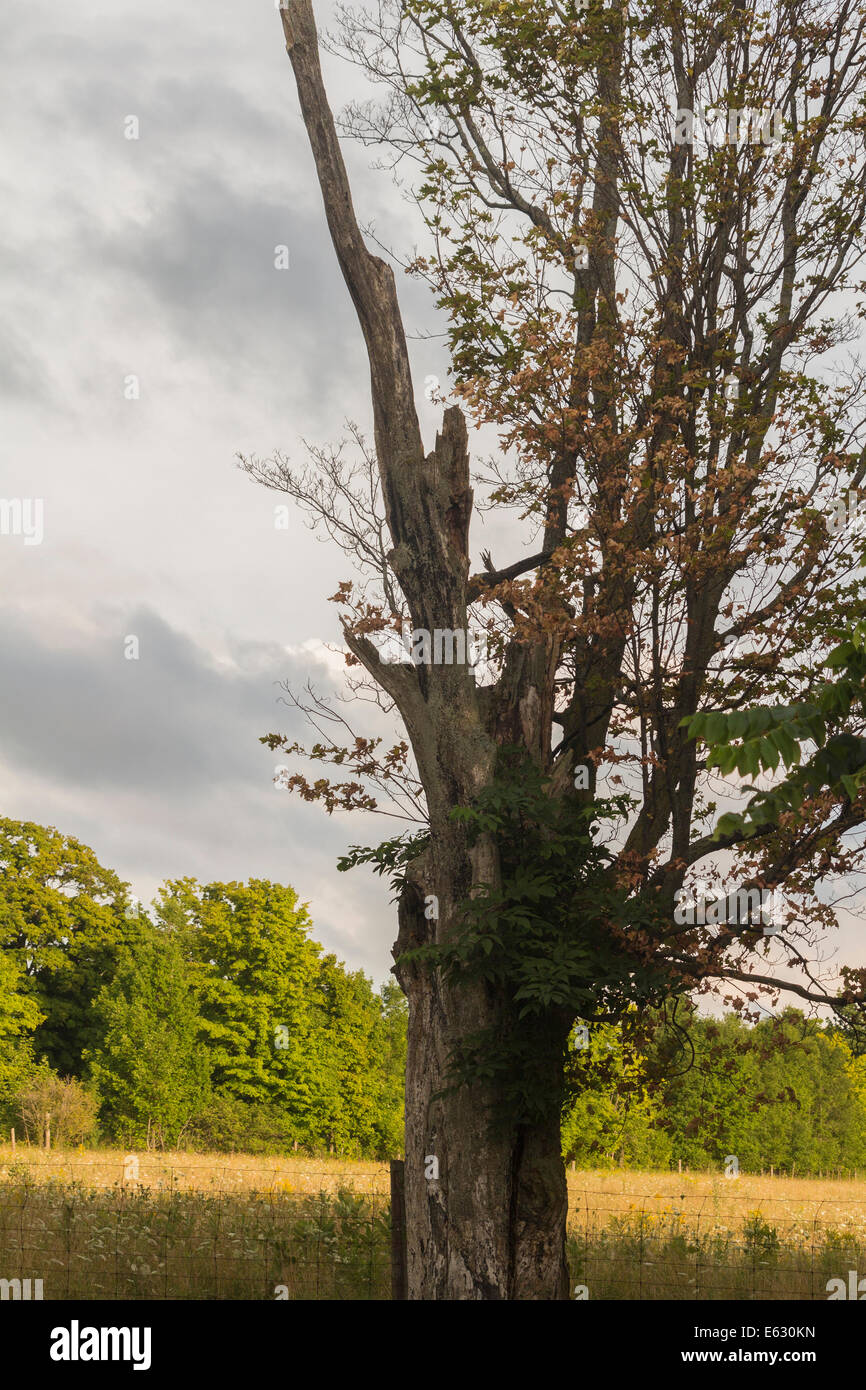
[1,1146,865,1299]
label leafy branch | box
[682,623,866,840]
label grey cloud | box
[0,607,316,792]
[93,171,363,396]
[0,606,398,980]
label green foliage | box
[643,1007,866,1173]
[14,1068,99,1147]
[340,755,698,1126]
[437,762,649,1008]
[338,832,430,897]
[85,921,212,1149]
[557,1005,866,1175]
[0,949,43,1124]
[831,1000,866,1058]
[309,960,406,1157]
[0,1179,391,1300]
[184,1094,300,1154]
[398,753,680,1122]
[3,807,866,1173]
[159,878,324,1119]
[155,877,404,1156]
[561,1018,672,1169]
[0,819,133,1075]
[682,623,866,839]
[0,820,407,1159]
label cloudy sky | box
[0,0,468,985]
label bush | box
[14,1070,99,1147]
[185,1096,302,1154]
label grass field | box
[0,1145,390,1196]
[1,1147,865,1299]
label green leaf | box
[703,712,729,744]
[759,736,780,771]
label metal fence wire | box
[0,1159,391,1301]
[1,1155,865,1300]
[568,1187,866,1301]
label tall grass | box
[568,1208,866,1300]
[2,1150,866,1299]
[0,1175,390,1300]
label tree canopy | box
[0,820,405,1155]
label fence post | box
[44,1113,51,1150]
[390,1159,408,1301]
[10,1128,14,1151]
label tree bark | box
[393,848,570,1300]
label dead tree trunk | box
[394,841,570,1299]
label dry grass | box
[5,1147,864,1220]
[2,1149,866,1299]
[565,1169,866,1300]
[566,1167,866,1240]
[4,1146,866,1235]
[0,1144,390,1197]
[0,1148,390,1300]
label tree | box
[654,1008,866,1173]
[313,956,408,1155]
[252,0,866,1296]
[374,978,409,1156]
[159,877,407,1153]
[157,879,324,1123]
[0,819,133,1075]
[561,1017,671,1168]
[86,921,212,1149]
[0,949,43,1124]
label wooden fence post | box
[390,1159,407,1301]
[44,1113,51,1150]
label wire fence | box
[0,1149,392,1196]
[1,1153,865,1300]
[568,1186,866,1300]
[0,1156,391,1300]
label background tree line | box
[564,1005,866,1174]
[0,818,405,1155]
